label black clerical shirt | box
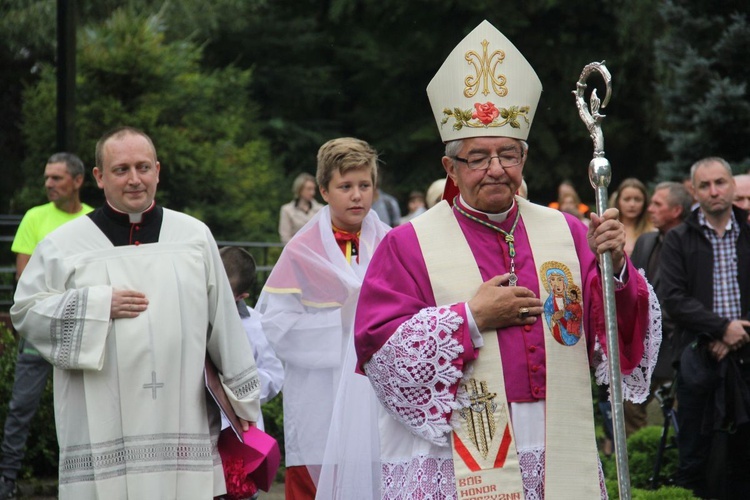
[88,203,164,247]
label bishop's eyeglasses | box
[454,151,524,170]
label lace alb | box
[364,306,465,446]
[381,448,608,499]
[593,269,662,403]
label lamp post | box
[56,0,76,153]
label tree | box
[202,0,669,205]
[18,8,282,241]
[0,0,58,213]
[0,0,270,216]
[2,0,695,219]
[654,0,750,180]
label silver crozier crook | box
[573,61,632,499]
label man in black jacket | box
[661,157,750,499]
[625,181,692,434]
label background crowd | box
[2,1,749,244]
[0,3,748,500]
[2,142,750,500]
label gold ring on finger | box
[518,307,530,319]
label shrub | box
[0,325,58,479]
[633,486,698,499]
[603,424,692,498]
[627,425,678,489]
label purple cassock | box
[351,198,657,499]
[355,198,650,402]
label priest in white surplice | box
[11,126,261,500]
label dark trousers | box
[675,368,750,499]
[0,339,52,480]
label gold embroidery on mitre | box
[459,378,501,458]
[464,39,508,98]
[439,38,534,133]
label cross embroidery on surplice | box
[143,371,164,399]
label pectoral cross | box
[143,371,164,399]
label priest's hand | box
[587,208,625,274]
[467,274,542,331]
[239,418,256,432]
[111,289,149,319]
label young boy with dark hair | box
[219,246,283,431]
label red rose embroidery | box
[472,102,500,125]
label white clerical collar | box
[458,195,515,223]
[106,200,155,224]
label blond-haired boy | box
[256,138,390,500]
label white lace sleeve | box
[363,306,466,446]
[593,268,662,403]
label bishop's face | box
[442,136,526,213]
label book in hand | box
[204,355,281,495]
[204,355,244,441]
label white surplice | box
[256,207,389,476]
[11,209,261,500]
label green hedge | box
[602,425,696,499]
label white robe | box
[219,303,284,431]
[256,207,389,472]
[11,209,261,500]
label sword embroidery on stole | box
[459,379,498,458]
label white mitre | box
[427,20,543,143]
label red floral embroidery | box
[222,456,259,500]
[472,102,500,125]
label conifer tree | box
[655,1,750,179]
[18,8,281,241]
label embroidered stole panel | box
[412,199,599,499]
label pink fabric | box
[355,200,649,403]
[263,207,388,306]
[265,218,357,306]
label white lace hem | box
[364,306,465,447]
[381,449,607,499]
[593,268,662,403]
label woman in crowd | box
[610,177,653,256]
[279,173,323,244]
